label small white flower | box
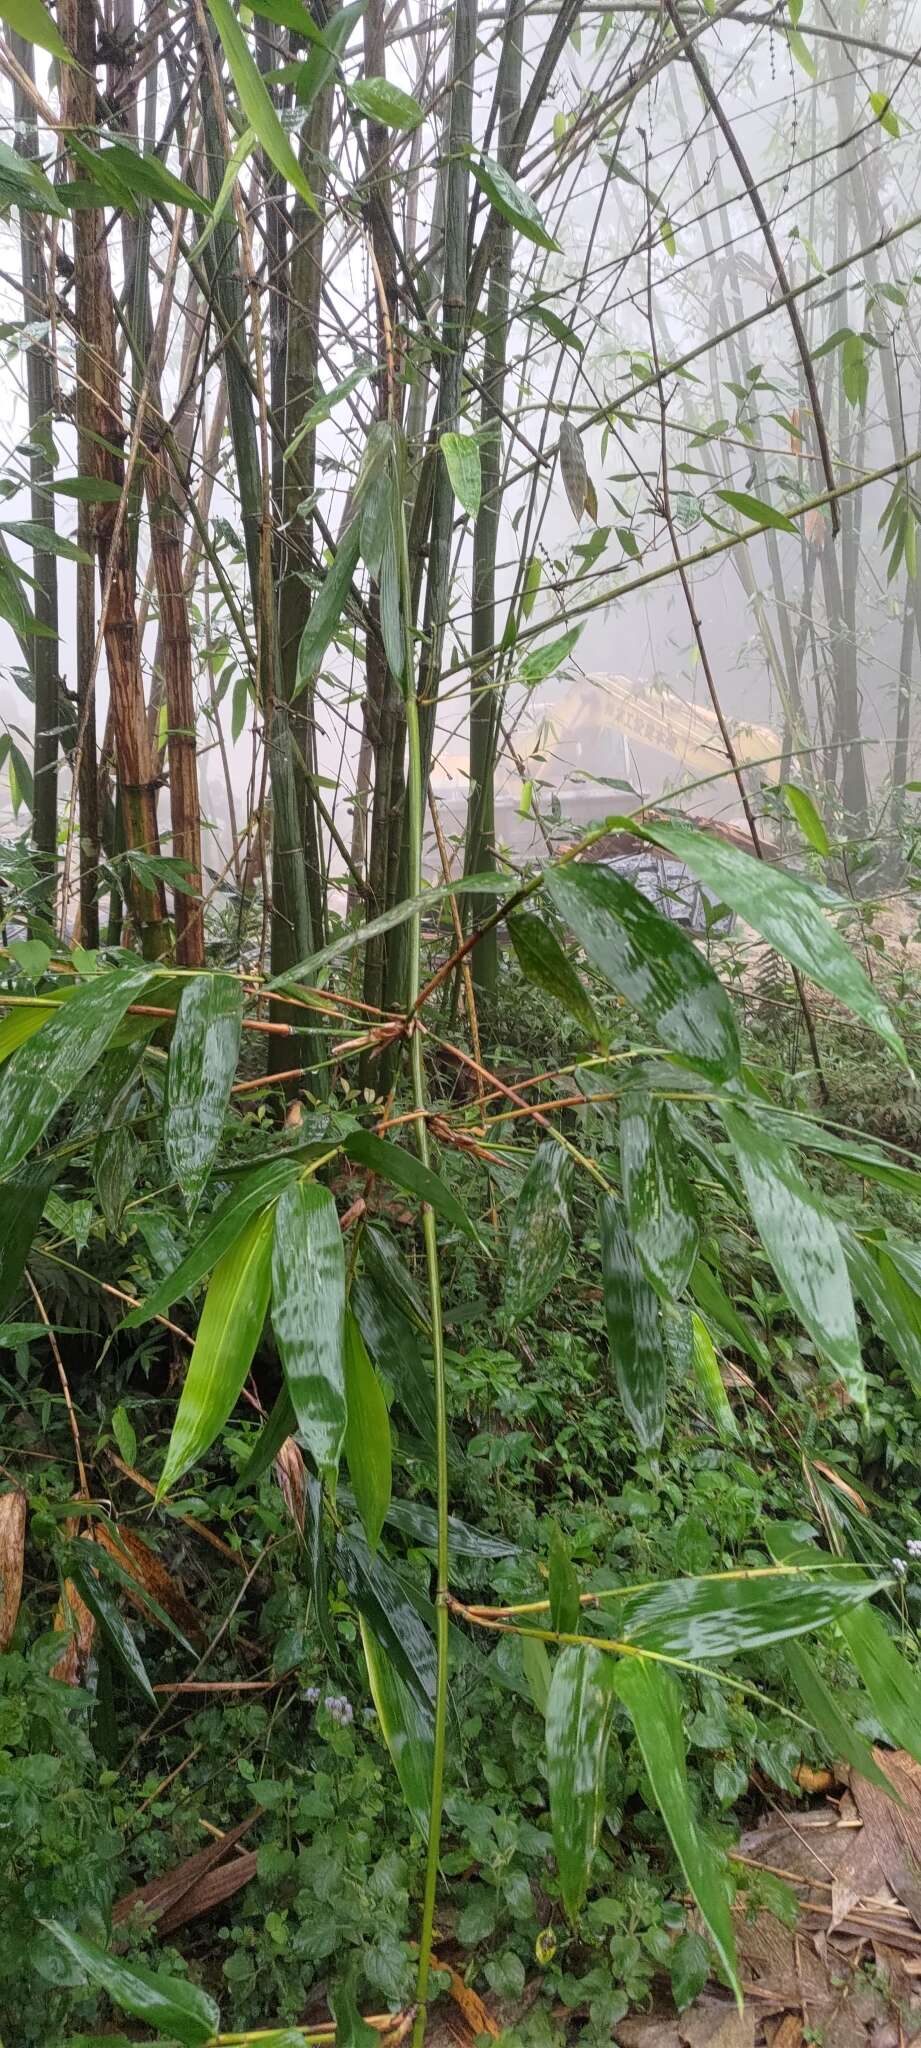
[892,1556,908,1579]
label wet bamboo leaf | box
[839,1601,921,1769]
[508,910,600,1037]
[41,1922,218,2046]
[124,1156,305,1324]
[0,999,60,1063]
[782,1641,894,1793]
[361,1223,430,1330]
[842,1229,921,1398]
[337,1528,436,1709]
[646,821,904,1063]
[690,1256,768,1369]
[546,1645,618,1918]
[620,1093,698,1298]
[343,1129,479,1242]
[268,873,508,990]
[165,974,243,1216]
[360,1617,433,1835]
[521,1632,552,1712]
[439,431,482,516]
[271,1180,346,1479]
[0,1155,58,1318]
[504,1141,574,1319]
[94,1126,139,1233]
[65,1552,156,1707]
[208,0,317,212]
[544,862,740,1080]
[156,1205,275,1498]
[0,964,152,1174]
[616,1562,881,1660]
[721,1106,865,1409]
[600,1195,663,1450]
[351,1271,436,1451]
[518,624,582,685]
[750,1108,921,1203]
[612,1657,741,2004]
[549,1520,581,1635]
[304,1468,334,1658]
[344,1491,516,1559]
[343,1308,391,1552]
[471,153,560,251]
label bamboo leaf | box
[165,975,243,1216]
[689,1312,739,1441]
[504,1141,574,1319]
[351,1272,437,1452]
[783,1641,895,1793]
[549,1521,581,1635]
[841,1229,921,1398]
[645,820,905,1063]
[337,1528,436,1708]
[294,520,362,692]
[94,141,204,213]
[839,1602,921,1768]
[0,1156,58,1317]
[616,1562,882,1659]
[544,861,741,1080]
[343,1129,479,1241]
[0,0,70,60]
[268,873,509,989]
[0,965,152,1175]
[782,783,830,853]
[439,431,482,516]
[65,1551,157,1706]
[156,1205,275,1498]
[189,123,255,259]
[721,1105,865,1409]
[343,1309,391,1553]
[271,1180,346,1480]
[508,910,600,1037]
[470,153,560,250]
[360,1617,433,1835]
[40,1923,218,2046]
[612,1657,741,2005]
[558,419,588,521]
[347,75,424,128]
[518,624,582,684]
[600,1194,664,1450]
[546,1645,618,1918]
[715,488,797,533]
[208,0,318,211]
[620,1093,698,1297]
[0,519,92,563]
[124,1156,308,1324]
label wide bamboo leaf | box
[838,1601,921,1769]
[782,782,830,855]
[360,1617,433,1836]
[783,1641,894,1793]
[715,487,797,534]
[508,910,600,1038]
[0,0,70,59]
[65,1553,156,1706]
[94,141,205,213]
[504,1141,574,1319]
[343,1129,479,1242]
[439,431,482,516]
[165,974,243,1215]
[346,1491,516,1560]
[0,965,152,1175]
[351,1271,436,1452]
[546,1645,618,1918]
[471,154,560,250]
[238,1383,296,1489]
[690,1257,768,1369]
[337,1529,436,1709]
[645,821,905,1063]
[0,1000,61,1063]
[271,1180,346,1479]
[343,1309,391,1552]
[362,1222,430,1329]
[0,1155,58,1318]
[124,1156,306,1324]
[544,862,740,1080]
[615,1562,881,1660]
[41,1922,218,2046]
[549,1520,581,1636]
[612,1657,741,2004]
[620,1093,698,1297]
[94,1127,138,1233]
[347,75,423,128]
[208,0,317,212]
[751,1107,921,1203]
[721,1105,865,1408]
[600,1195,664,1449]
[156,1205,275,1498]
[842,1229,921,1397]
[295,520,361,690]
